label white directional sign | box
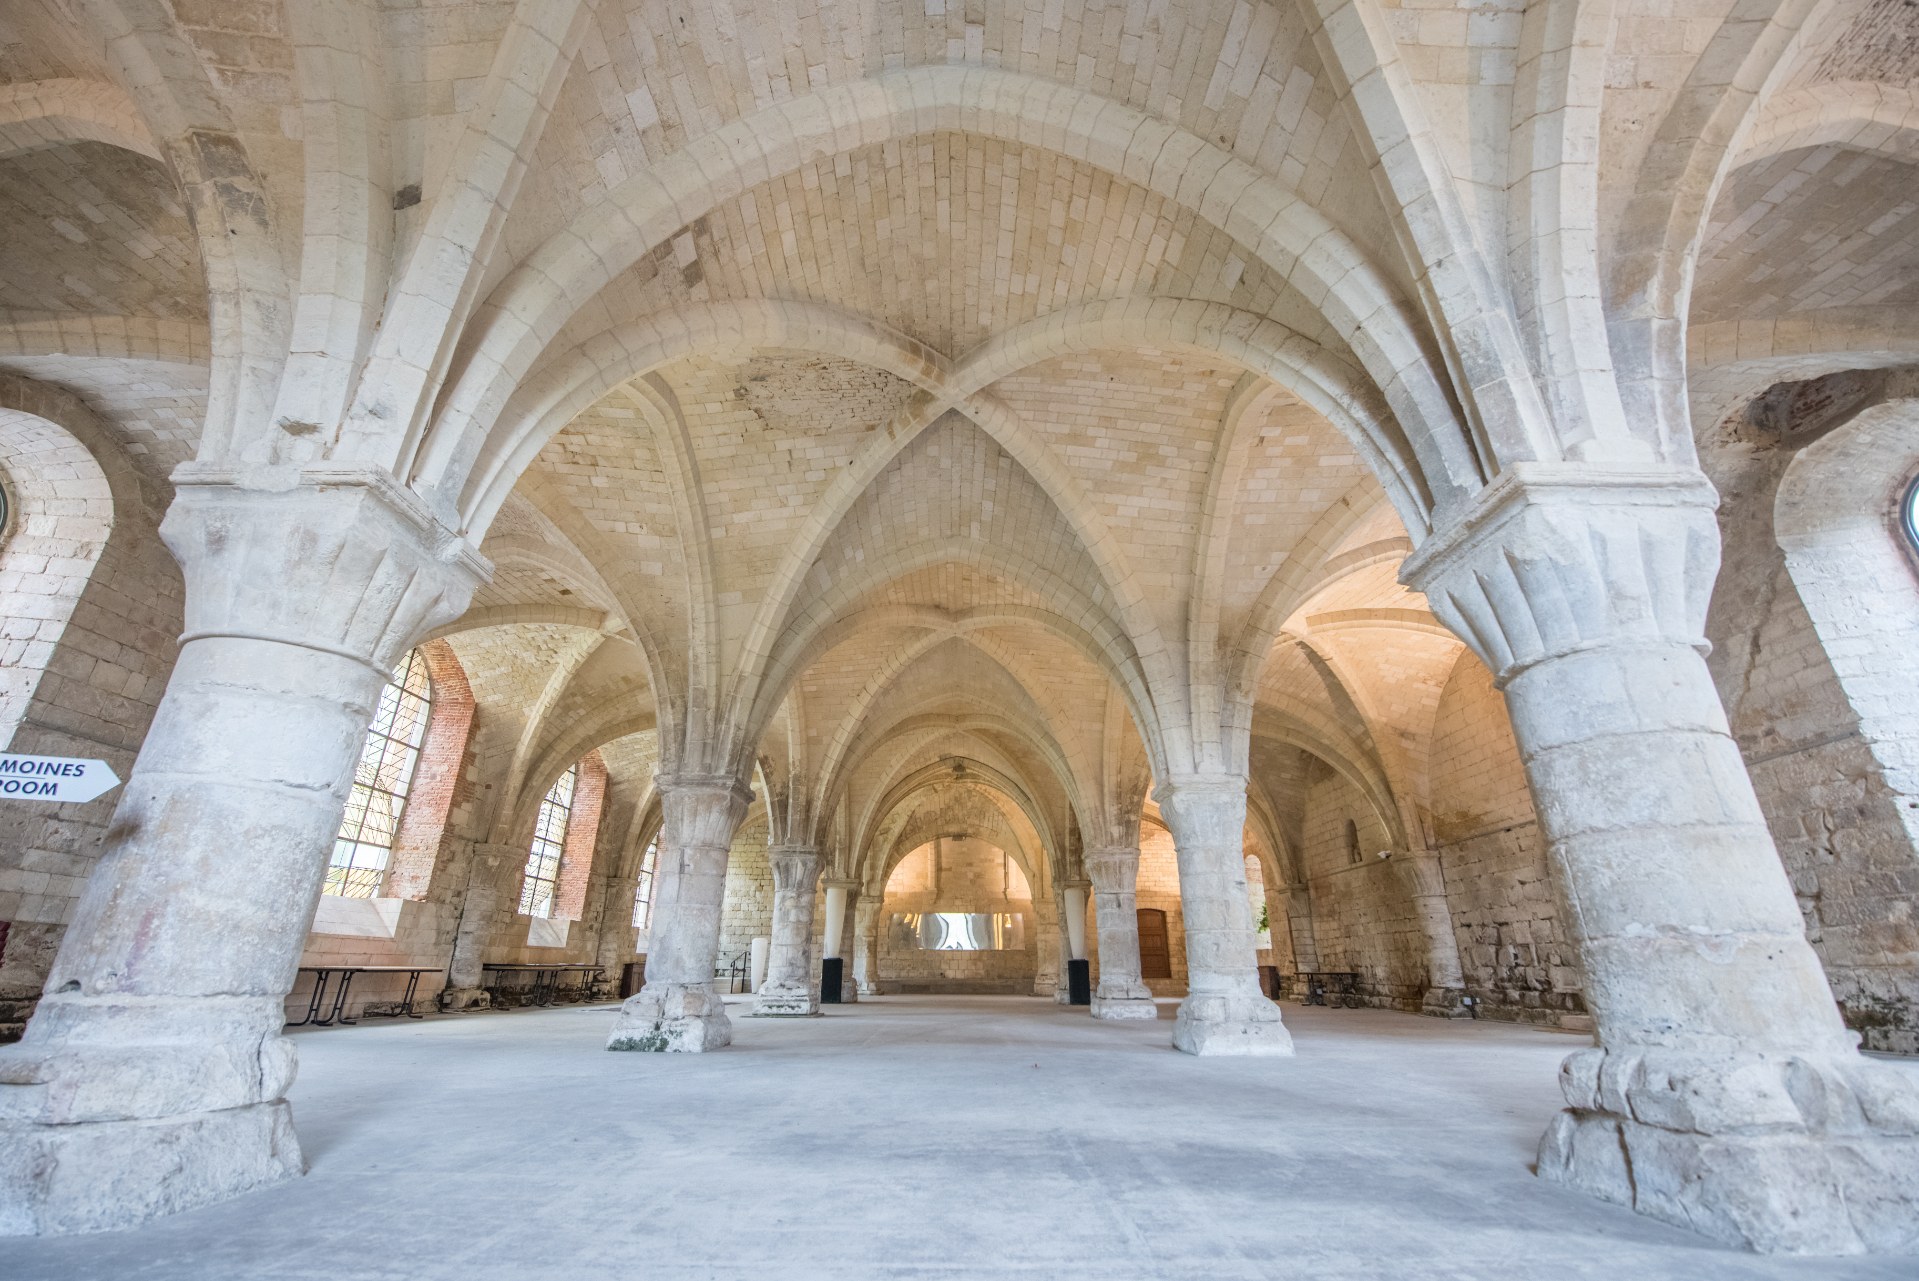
[0,754,122,803]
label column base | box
[857,979,880,997]
[437,987,491,1012]
[605,983,732,1052]
[1091,980,1159,1021]
[1538,1046,1919,1254]
[751,984,820,1017]
[1091,995,1159,1021]
[1173,987,1294,1056]
[1420,986,1473,1018]
[0,1101,302,1235]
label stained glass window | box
[326,649,433,898]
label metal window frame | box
[520,764,577,918]
[631,837,659,928]
[326,649,433,899]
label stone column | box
[1030,890,1059,998]
[822,879,860,1003]
[1049,887,1074,1003]
[1403,465,1919,1254]
[606,774,751,1052]
[1393,849,1469,1017]
[1154,777,1292,1056]
[853,896,880,996]
[0,472,482,1235]
[1082,847,1157,1020]
[440,843,520,1010]
[755,846,823,1016]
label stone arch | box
[0,380,124,749]
[0,77,160,161]
[418,64,1480,520]
[1774,375,1919,828]
[1602,0,1866,457]
[1735,81,1919,171]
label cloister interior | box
[1,0,1918,1275]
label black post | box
[820,956,844,1004]
[1067,958,1091,1005]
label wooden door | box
[1136,908,1172,979]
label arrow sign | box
[0,753,122,803]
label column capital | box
[1398,463,1720,686]
[1152,775,1248,845]
[767,845,824,890]
[1389,848,1447,900]
[653,773,753,849]
[1081,846,1139,888]
[163,464,489,674]
[821,876,862,893]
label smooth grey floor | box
[11,994,1916,1280]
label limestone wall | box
[1296,765,1427,1009]
[878,838,1036,992]
[715,814,773,976]
[1133,825,1188,996]
[1428,654,1587,1028]
[1707,426,1919,1054]
[0,404,182,1041]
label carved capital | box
[769,845,824,893]
[1399,464,1720,685]
[654,773,753,850]
[163,464,489,674]
[1152,775,1248,849]
[1081,846,1140,891]
[1391,849,1448,901]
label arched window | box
[327,649,433,898]
[520,765,577,918]
[631,836,659,928]
[1343,818,1361,866]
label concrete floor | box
[11,996,1917,1280]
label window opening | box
[1344,818,1361,866]
[631,836,659,928]
[326,649,433,898]
[520,765,577,918]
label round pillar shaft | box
[1083,847,1157,1020]
[754,847,822,1016]
[1154,778,1292,1056]
[0,476,481,1235]
[606,774,751,1051]
[1407,468,1919,1253]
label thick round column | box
[0,474,481,1235]
[606,774,751,1052]
[754,846,822,1016]
[1031,891,1060,998]
[822,879,859,1002]
[852,897,880,996]
[1393,850,1469,1016]
[1155,778,1292,1056]
[1405,467,1919,1254]
[1083,847,1157,1020]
